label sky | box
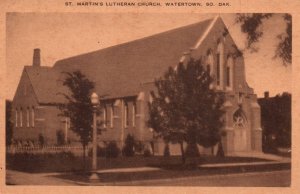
[6,13,292,100]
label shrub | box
[163,144,170,157]
[38,134,45,146]
[122,134,135,157]
[56,130,65,145]
[58,151,75,159]
[88,145,107,157]
[263,137,278,154]
[105,141,120,158]
[185,143,200,158]
[88,142,121,158]
[134,141,144,154]
[7,151,75,161]
[97,146,106,157]
[216,142,225,157]
[143,148,151,157]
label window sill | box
[226,87,232,91]
[216,85,223,90]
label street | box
[6,169,290,187]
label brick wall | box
[12,68,78,145]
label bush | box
[185,143,200,158]
[56,130,65,145]
[163,144,170,157]
[216,142,225,157]
[88,142,120,158]
[105,141,120,158]
[7,151,75,161]
[57,151,75,159]
[88,146,105,157]
[122,134,135,157]
[143,148,151,157]
[263,139,278,154]
[38,134,45,146]
[134,141,144,154]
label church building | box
[12,16,262,155]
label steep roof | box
[28,18,215,103]
[24,66,67,104]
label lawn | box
[6,152,271,173]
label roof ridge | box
[193,16,219,49]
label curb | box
[199,161,291,168]
[70,169,291,186]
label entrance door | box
[233,109,247,152]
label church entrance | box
[233,108,248,152]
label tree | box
[148,59,225,164]
[6,100,13,146]
[56,130,66,145]
[59,71,102,160]
[235,13,292,65]
[122,134,135,157]
[258,92,291,151]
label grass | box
[6,152,271,173]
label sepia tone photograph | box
[5,12,292,187]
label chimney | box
[33,48,41,67]
[264,91,269,98]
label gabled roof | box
[24,66,67,104]
[26,17,217,103]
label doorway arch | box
[233,108,248,152]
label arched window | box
[226,56,234,90]
[103,106,107,128]
[110,104,114,128]
[206,50,214,76]
[124,102,129,128]
[15,108,18,127]
[31,107,35,127]
[132,102,137,127]
[26,107,30,127]
[20,108,23,127]
[233,108,247,128]
[217,41,224,88]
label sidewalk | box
[6,170,75,185]
[228,151,291,162]
[96,167,160,173]
[200,161,290,168]
[195,152,290,168]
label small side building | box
[12,49,77,146]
